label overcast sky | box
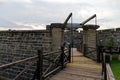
[0,0,120,30]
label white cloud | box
[0,0,7,3]
[0,27,32,30]
[24,23,46,30]
[15,0,32,3]
[0,0,120,30]
[14,21,46,30]
[0,0,32,3]
[41,0,107,4]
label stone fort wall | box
[97,28,120,46]
[0,23,64,80]
[0,30,52,79]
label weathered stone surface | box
[82,25,99,60]
[97,28,120,46]
[0,23,65,80]
[50,23,64,51]
[82,24,99,30]
[0,30,52,79]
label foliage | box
[107,37,114,47]
[111,54,120,80]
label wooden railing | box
[98,46,120,54]
[84,45,97,60]
[0,56,37,70]
[98,46,116,80]
[0,42,71,80]
[101,53,115,80]
[106,64,115,80]
[97,46,120,63]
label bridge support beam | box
[82,24,99,60]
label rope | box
[70,14,74,63]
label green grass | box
[0,77,5,80]
[0,77,4,80]
[111,54,120,80]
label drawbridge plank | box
[50,48,102,80]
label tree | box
[107,37,114,47]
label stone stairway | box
[50,48,102,80]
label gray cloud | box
[0,0,120,30]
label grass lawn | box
[0,78,4,80]
[111,54,120,80]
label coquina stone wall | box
[64,30,82,48]
[0,23,65,80]
[97,28,120,47]
[0,30,52,79]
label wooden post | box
[104,60,107,80]
[38,49,43,80]
[32,49,43,80]
[61,46,64,69]
[104,53,111,80]
[83,44,86,56]
[105,54,111,64]
[68,43,71,63]
[102,52,104,75]
[97,46,101,63]
[118,47,120,60]
[103,53,107,80]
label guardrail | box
[98,46,120,54]
[83,45,97,60]
[97,46,115,80]
[0,42,71,80]
[101,53,115,80]
[106,64,115,80]
[97,46,116,80]
[97,46,120,63]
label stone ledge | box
[82,24,100,30]
[0,30,50,33]
[50,23,64,29]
